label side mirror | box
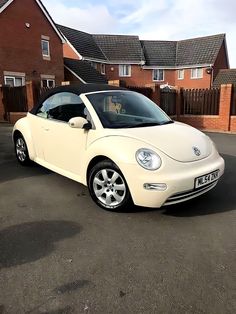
[69,117,92,130]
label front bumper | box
[120,151,225,208]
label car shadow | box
[0,220,80,269]
[0,160,51,184]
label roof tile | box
[213,69,236,87]
[93,34,145,63]
[58,25,107,61]
[64,58,107,84]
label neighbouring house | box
[141,34,229,89]
[57,25,108,84]
[57,25,146,86]
[0,0,64,88]
[58,22,229,89]
[213,69,236,87]
[92,34,146,86]
[0,0,65,121]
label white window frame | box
[41,79,55,88]
[4,76,25,86]
[119,65,131,77]
[101,64,106,75]
[177,69,184,80]
[191,68,203,79]
[153,69,164,81]
[41,39,50,57]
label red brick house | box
[58,24,229,89]
[57,25,108,84]
[141,34,229,89]
[0,0,65,88]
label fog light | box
[143,183,167,191]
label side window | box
[36,92,88,122]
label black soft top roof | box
[30,83,126,115]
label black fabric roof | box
[0,0,9,9]
[57,24,107,61]
[93,34,145,63]
[64,58,107,84]
[176,34,225,66]
[213,69,236,87]
[30,83,126,115]
[141,40,177,66]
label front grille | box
[164,180,218,205]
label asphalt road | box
[0,123,235,314]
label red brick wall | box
[105,64,213,89]
[106,65,177,87]
[174,68,212,89]
[176,84,233,132]
[0,0,64,85]
[63,43,80,60]
[230,116,236,132]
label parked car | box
[13,84,225,211]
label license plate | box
[195,170,220,189]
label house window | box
[178,69,184,80]
[101,64,106,75]
[41,79,55,88]
[4,76,25,87]
[153,69,164,81]
[41,39,50,57]
[191,68,203,79]
[119,65,131,77]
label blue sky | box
[42,0,236,67]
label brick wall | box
[0,0,64,85]
[176,84,234,132]
[174,68,212,89]
[63,43,80,60]
[105,64,214,89]
[230,117,236,132]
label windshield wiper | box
[159,120,174,125]
[127,122,160,128]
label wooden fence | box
[2,85,28,114]
[33,82,54,104]
[231,85,236,115]
[127,86,153,99]
[181,88,220,115]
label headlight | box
[136,148,162,170]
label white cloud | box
[42,0,118,33]
[42,0,236,67]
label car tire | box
[14,134,31,166]
[88,160,133,211]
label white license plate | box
[195,170,220,189]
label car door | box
[33,92,92,178]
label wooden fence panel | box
[181,88,220,115]
[2,85,28,113]
[127,86,153,99]
[160,88,176,115]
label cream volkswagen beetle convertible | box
[13,84,225,211]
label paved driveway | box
[0,123,235,314]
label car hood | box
[104,122,212,162]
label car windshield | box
[86,91,172,129]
